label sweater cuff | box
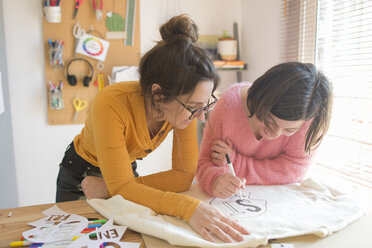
[183,198,201,222]
[205,169,228,196]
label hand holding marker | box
[225,154,243,200]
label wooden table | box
[0,200,146,248]
[1,200,371,248]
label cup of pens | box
[48,39,64,68]
[49,80,64,110]
[43,0,62,23]
[43,6,61,23]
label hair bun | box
[159,14,199,45]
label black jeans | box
[56,142,138,202]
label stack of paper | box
[15,205,140,248]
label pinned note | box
[75,33,110,62]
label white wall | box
[140,0,242,54]
[2,0,243,207]
[3,0,84,207]
[0,0,19,209]
[140,0,243,92]
[241,0,281,82]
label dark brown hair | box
[139,14,219,107]
[247,62,333,153]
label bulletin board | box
[42,0,140,125]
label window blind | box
[280,0,372,189]
[279,0,318,63]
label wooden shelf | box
[215,22,247,82]
[216,63,248,71]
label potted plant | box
[217,30,237,61]
[105,12,126,40]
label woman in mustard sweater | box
[56,15,249,243]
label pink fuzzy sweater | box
[196,82,314,196]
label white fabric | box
[87,179,363,248]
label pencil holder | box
[49,89,64,110]
[43,6,61,23]
[48,40,64,68]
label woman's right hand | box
[81,176,110,199]
[211,174,246,199]
[188,202,250,243]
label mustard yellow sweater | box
[74,81,200,221]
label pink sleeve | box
[235,122,315,185]
[196,100,229,196]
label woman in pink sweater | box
[196,62,333,198]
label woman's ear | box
[151,83,163,101]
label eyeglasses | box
[175,94,218,120]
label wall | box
[140,0,243,92]
[2,0,243,207]
[2,0,83,208]
[241,0,281,82]
[0,0,18,209]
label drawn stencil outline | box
[209,192,268,218]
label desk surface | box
[141,214,372,248]
[1,200,371,248]
[0,200,145,248]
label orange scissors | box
[72,96,87,121]
[73,0,84,19]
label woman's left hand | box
[81,176,110,199]
[210,139,234,166]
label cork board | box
[43,0,140,125]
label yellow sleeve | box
[136,120,200,220]
[91,95,200,221]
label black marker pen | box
[225,154,243,200]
